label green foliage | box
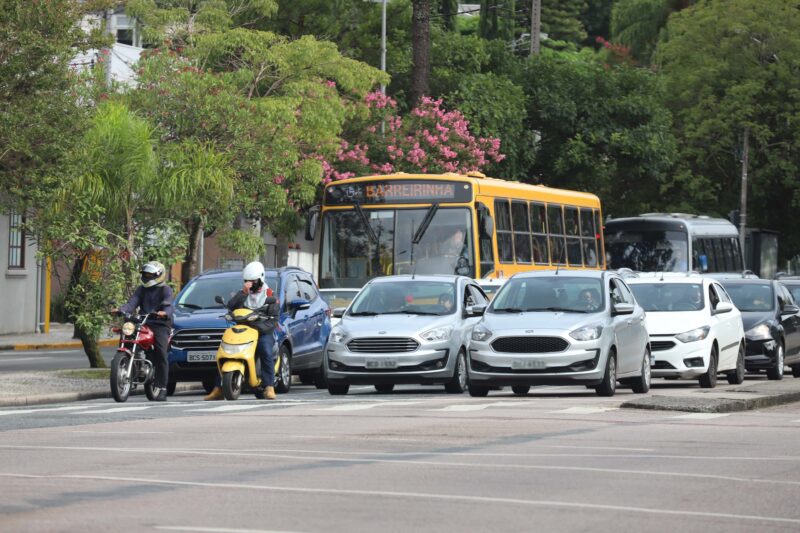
[541,0,588,45]
[656,0,800,258]
[611,0,669,64]
[217,228,267,260]
[478,1,515,42]
[581,0,613,46]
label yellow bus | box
[306,172,605,289]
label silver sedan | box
[324,275,489,395]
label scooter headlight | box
[220,341,254,354]
[121,322,135,336]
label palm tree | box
[611,0,697,64]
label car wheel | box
[314,365,328,389]
[328,382,349,395]
[631,347,651,394]
[512,385,530,396]
[444,350,468,393]
[595,352,617,397]
[792,364,800,378]
[726,343,745,385]
[167,380,177,396]
[275,344,292,393]
[767,342,784,381]
[699,347,718,389]
[468,384,490,397]
[374,384,394,393]
[201,377,216,394]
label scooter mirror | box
[214,295,225,305]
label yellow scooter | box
[213,297,279,401]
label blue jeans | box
[215,331,276,388]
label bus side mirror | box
[699,255,709,272]
[305,206,320,241]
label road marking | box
[433,401,531,412]
[190,404,266,413]
[669,413,730,420]
[78,406,152,414]
[0,405,92,416]
[156,527,301,533]
[1,350,77,356]
[0,356,55,362]
[554,407,619,415]
[319,401,420,411]
[3,472,799,526]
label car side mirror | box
[333,307,345,318]
[465,304,486,317]
[289,298,311,311]
[713,301,733,314]
[214,295,225,305]
[781,304,800,315]
[612,302,635,316]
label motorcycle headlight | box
[569,325,603,341]
[471,323,492,342]
[220,341,253,354]
[330,326,346,344]
[420,326,453,342]
[676,326,710,343]
[121,322,135,336]
[745,323,772,341]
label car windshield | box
[722,283,774,312]
[176,275,278,309]
[786,285,800,304]
[629,283,704,312]
[348,280,457,316]
[490,276,604,313]
[320,290,360,309]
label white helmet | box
[242,261,266,283]
[140,261,166,288]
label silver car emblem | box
[199,335,211,340]
[378,331,387,335]
[525,330,534,334]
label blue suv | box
[167,267,332,394]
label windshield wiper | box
[527,307,588,313]
[178,303,202,310]
[494,308,525,313]
[399,310,440,315]
[349,311,380,316]
[354,202,378,244]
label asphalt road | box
[0,347,117,372]
[1,384,799,532]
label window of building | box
[8,211,25,269]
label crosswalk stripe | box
[554,407,619,415]
[319,401,420,411]
[669,413,730,420]
[0,405,92,416]
[436,404,493,412]
[78,406,152,414]
[189,404,265,412]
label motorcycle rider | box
[113,261,174,401]
[205,261,280,401]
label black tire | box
[631,347,652,394]
[314,362,327,389]
[468,384,490,397]
[767,342,785,381]
[275,344,292,393]
[595,352,617,397]
[144,379,162,401]
[222,371,242,401]
[110,352,132,403]
[374,383,394,393]
[167,380,177,396]
[792,364,800,378]
[726,343,746,385]
[699,347,718,389]
[512,385,530,396]
[444,350,468,393]
[201,377,215,394]
[328,382,350,395]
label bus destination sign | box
[325,180,473,205]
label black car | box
[720,279,800,379]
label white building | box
[0,212,43,334]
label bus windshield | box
[605,229,688,272]
[319,207,474,288]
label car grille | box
[347,337,419,353]
[650,340,676,352]
[491,336,568,354]
[171,328,225,351]
[652,361,676,370]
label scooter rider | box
[113,261,173,401]
[205,261,280,401]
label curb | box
[0,383,203,408]
[620,390,800,413]
[0,339,117,352]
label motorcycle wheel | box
[222,371,243,401]
[110,352,132,403]
[144,379,162,401]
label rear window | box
[629,283,704,312]
[722,283,774,312]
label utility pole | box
[380,0,387,94]
[530,0,541,55]
[103,8,114,87]
[739,127,750,256]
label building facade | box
[0,212,42,334]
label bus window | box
[548,204,566,265]
[580,208,597,267]
[702,238,717,272]
[594,210,604,268]
[512,201,531,263]
[712,238,725,273]
[477,202,495,278]
[729,237,743,271]
[530,202,549,265]
[495,200,514,264]
[692,238,707,272]
[565,206,582,266]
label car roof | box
[368,274,466,284]
[320,288,360,292]
[510,269,607,280]
[627,276,709,285]
[718,278,775,286]
[194,267,307,279]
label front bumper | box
[168,349,218,380]
[744,338,780,370]
[648,336,711,378]
[326,340,454,385]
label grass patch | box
[57,369,110,380]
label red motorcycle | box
[110,312,162,402]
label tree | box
[478,1,515,42]
[656,0,800,259]
[610,0,696,64]
[410,0,432,104]
[541,0,588,45]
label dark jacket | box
[227,291,279,335]
[120,284,174,326]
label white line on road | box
[1,350,79,356]
[156,527,301,533]
[319,401,420,411]
[433,401,531,411]
[2,472,799,526]
[190,404,266,413]
[553,407,619,415]
[78,406,152,414]
[0,405,92,416]
[0,356,55,362]
[669,413,730,420]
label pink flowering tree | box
[317,91,505,184]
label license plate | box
[365,359,398,369]
[187,351,217,363]
[511,359,546,370]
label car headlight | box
[220,341,253,354]
[330,326,346,344]
[676,326,710,343]
[745,323,772,341]
[471,323,492,342]
[121,322,135,336]
[569,325,603,341]
[421,326,453,342]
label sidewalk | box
[0,323,116,351]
